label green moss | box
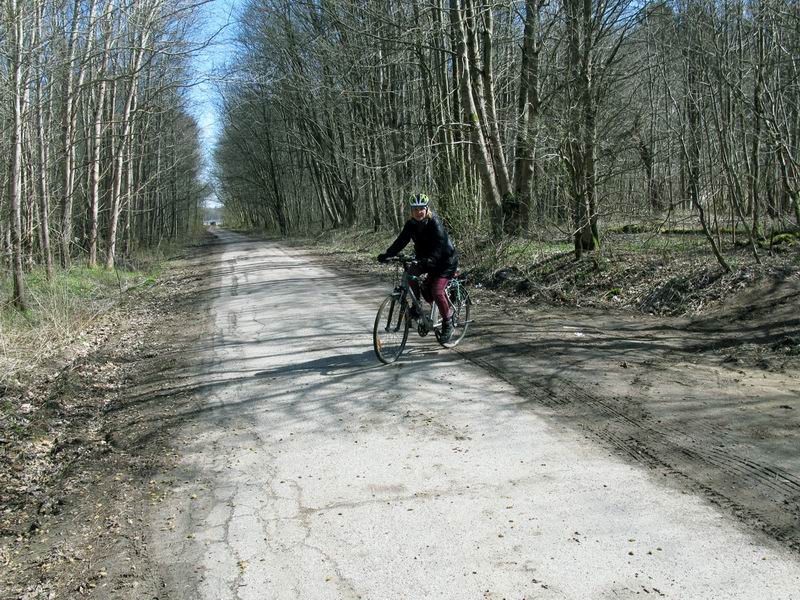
[606,223,660,235]
[770,232,799,246]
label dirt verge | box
[1,237,215,600]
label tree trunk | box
[564,0,599,258]
[474,4,513,215]
[106,20,150,270]
[60,0,98,268]
[8,0,27,309]
[89,6,114,268]
[510,0,544,234]
[451,0,503,238]
[33,0,54,279]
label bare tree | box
[0,0,205,296]
[215,0,799,272]
[88,1,114,268]
[60,0,98,268]
[6,0,28,308]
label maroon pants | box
[407,264,452,321]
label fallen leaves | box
[0,261,211,599]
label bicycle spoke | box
[373,295,410,363]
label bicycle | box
[373,255,472,364]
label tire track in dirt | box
[570,384,800,500]
[461,350,800,553]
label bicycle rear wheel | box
[373,295,410,363]
[434,284,471,348]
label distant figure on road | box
[377,193,459,341]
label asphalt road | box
[149,230,800,599]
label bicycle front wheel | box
[373,295,410,364]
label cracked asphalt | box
[148,230,800,599]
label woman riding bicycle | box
[377,193,458,341]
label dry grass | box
[0,266,156,384]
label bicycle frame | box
[396,268,440,333]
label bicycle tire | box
[373,295,410,363]
[434,285,472,348]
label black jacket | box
[385,212,458,277]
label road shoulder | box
[1,245,214,599]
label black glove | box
[377,253,389,263]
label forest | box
[0,0,206,310]
[215,0,800,269]
[2,0,799,311]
